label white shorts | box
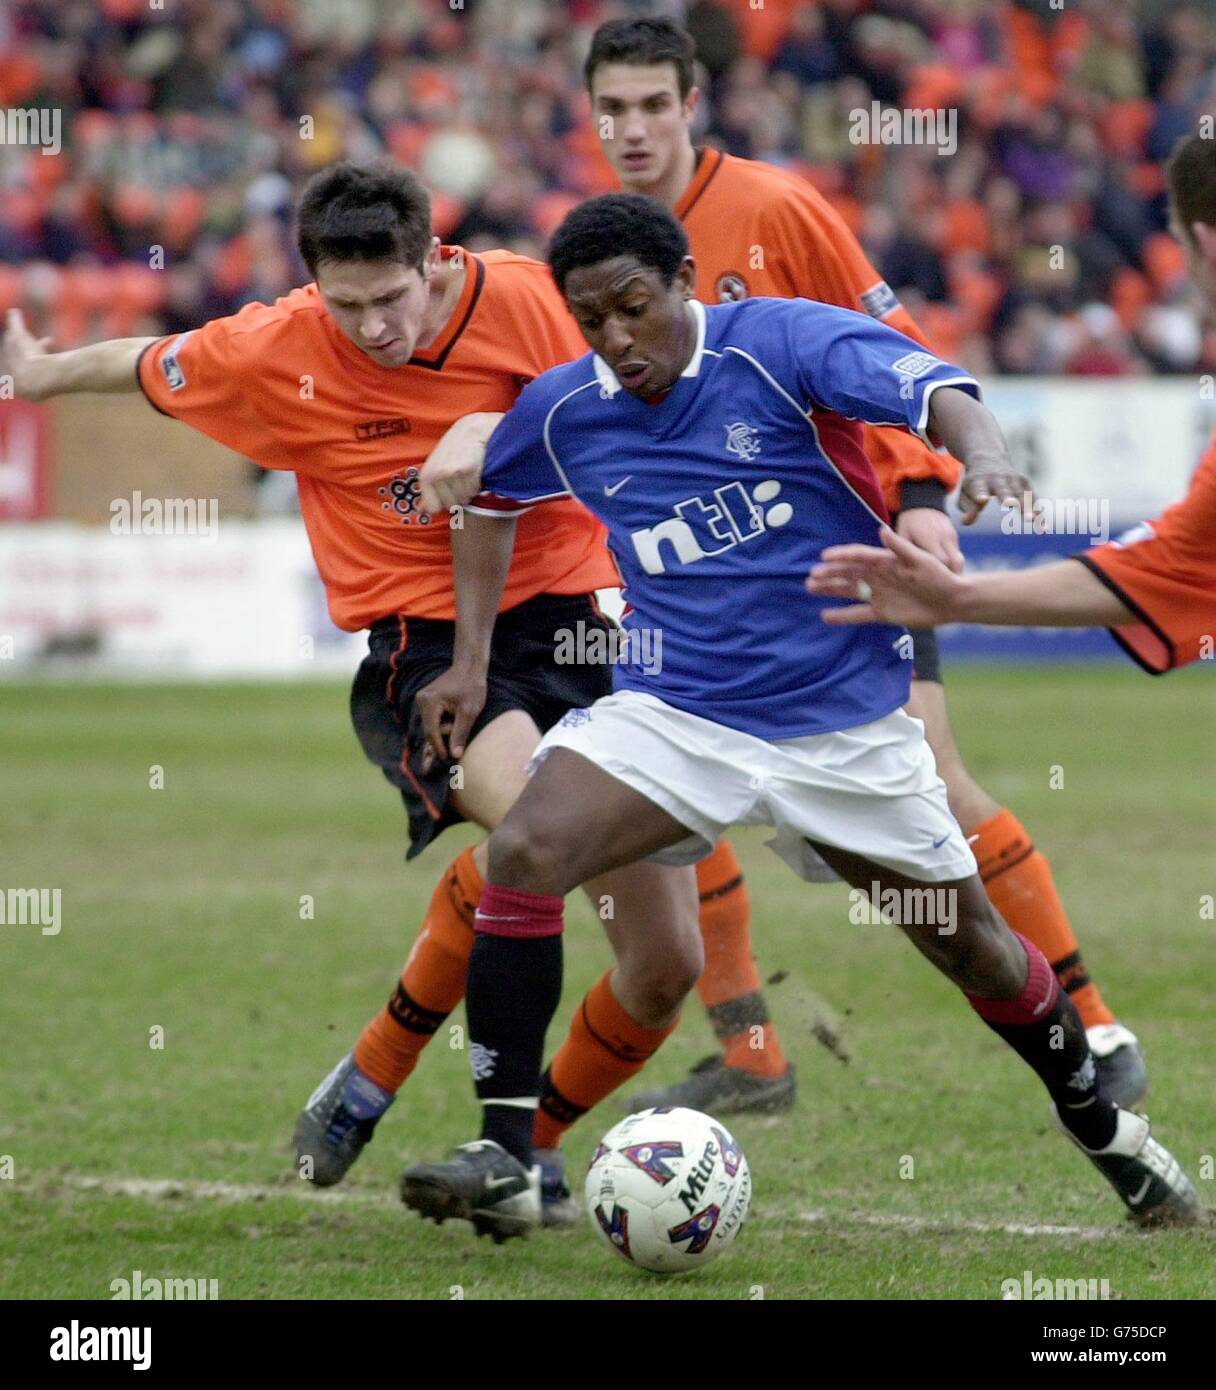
[532,691,976,885]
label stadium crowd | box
[1,0,1214,376]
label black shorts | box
[351,592,615,860]
[910,627,943,684]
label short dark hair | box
[1167,131,1216,237]
[548,193,689,295]
[296,160,432,277]
[584,17,696,99]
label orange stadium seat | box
[1110,266,1153,331]
[1142,232,1187,293]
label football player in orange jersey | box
[808,128,1216,666]
[0,161,722,1224]
[582,16,1147,1113]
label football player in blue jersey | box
[400,194,1200,1242]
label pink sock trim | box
[966,931,1060,1025]
[474,882,564,939]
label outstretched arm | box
[1,309,155,401]
[806,526,1135,629]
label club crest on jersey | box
[629,479,794,575]
[715,271,750,302]
[378,467,432,525]
[724,421,761,462]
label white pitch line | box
[797,1209,1125,1240]
[28,1174,398,1208]
[18,1174,1132,1239]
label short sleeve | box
[470,375,572,514]
[137,315,281,465]
[785,301,980,443]
[1077,458,1216,673]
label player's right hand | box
[1,308,54,402]
[415,663,488,762]
[806,525,963,628]
[418,411,504,516]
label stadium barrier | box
[1,380,1213,674]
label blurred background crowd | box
[2,0,1215,377]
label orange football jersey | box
[137,249,619,630]
[676,147,961,510]
[1079,434,1216,673]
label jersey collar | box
[592,299,707,398]
[407,246,484,369]
[673,146,725,222]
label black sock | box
[968,934,1118,1152]
[465,931,563,1166]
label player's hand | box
[415,662,488,762]
[0,308,55,402]
[418,412,504,517]
[958,463,1033,527]
[895,506,963,574]
[806,525,964,628]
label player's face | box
[316,249,439,366]
[565,254,697,397]
[589,63,698,194]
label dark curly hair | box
[296,160,432,276]
[548,193,689,296]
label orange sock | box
[353,846,482,1092]
[693,840,787,1077]
[971,809,1114,1030]
[533,972,678,1150]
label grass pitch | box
[1,668,1213,1300]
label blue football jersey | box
[475,297,980,740]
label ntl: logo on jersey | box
[848,102,957,158]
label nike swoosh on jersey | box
[604,476,632,497]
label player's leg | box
[296,595,617,1190]
[400,744,703,1239]
[905,633,1146,1106]
[627,837,795,1116]
[807,840,1197,1226]
[764,707,1196,1226]
[293,706,538,1186]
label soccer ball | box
[584,1107,751,1273]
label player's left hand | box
[806,525,964,628]
[958,463,1033,527]
[418,411,504,517]
[895,506,963,573]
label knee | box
[620,931,703,1023]
[486,817,569,896]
